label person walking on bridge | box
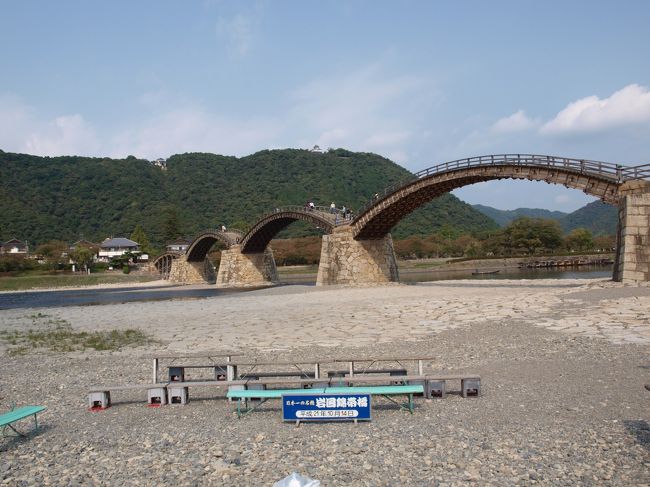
[330,202,336,214]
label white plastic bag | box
[272,472,320,487]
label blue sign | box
[282,393,371,422]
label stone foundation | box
[216,245,278,288]
[316,226,399,285]
[168,256,216,284]
[614,193,650,282]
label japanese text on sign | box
[282,393,371,422]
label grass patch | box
[0,314,156,355]
[0,273,159,291]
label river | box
[0,265,612,310]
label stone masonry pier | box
[316,225,399,285]
[216,246,278,288]
[169,256,216,284]
[614,192,650,282]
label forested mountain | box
[472,204,567,228]
[0,148,497,248]
[559,201,618,235]
[472,201,618,235]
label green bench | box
[1,405,46,437]
[226,384,423,418]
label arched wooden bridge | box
[185,229,243,262]
[154,154,650,283]
[152,251,180,279]
[239,205,338,253]
[352,154,649,239]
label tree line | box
[393,217,615,260]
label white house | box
[98,237,148,262]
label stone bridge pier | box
[216,245,279,288]
[316,225,399,285]
[169,256,216,284]
[614,183,650,282]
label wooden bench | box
[151,351,242,383]
[226,384,424,418]
[87,383,170,409]
[1,405,46,437]
[167,364,230,382]
[166,377,332,404]
[239,371,317,380]
[335,373,481,398]
[333,356,437,376]
[327,368,407,378]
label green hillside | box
[0,148,497,248]
[560,201,618,235]
[473,201,618,235]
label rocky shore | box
[1,279,649,486]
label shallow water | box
[399,265,613,283]
[0,265,613,309]
[279,265,613,284]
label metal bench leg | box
[380,394,414,413]
[3,423,26,437]
[236,398,271,418]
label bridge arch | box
[352,154,649,239]
[185,229,243,262]
[152,252,180,279]
[239,206,337,253]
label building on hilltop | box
[151,158,167,170]
[309,145,324,153]
[0,238,28,255]
[98,237,148,263]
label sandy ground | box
[1,278,648,353]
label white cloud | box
[111,107,280,159]
[0,63,436,162]
[554,194,570,205]
[286,64,430,160]
[491,110,538,134]
[0,94,100,157]
[363,131,411,148]
[540,83,650,134]
[216,4,263,57]
[25,114,100,157]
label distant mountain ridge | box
[472,204,568,228]
[472,201,618,235]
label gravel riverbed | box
[1,280,649,486]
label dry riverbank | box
[1,278,649,485]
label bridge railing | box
[356,154,650,218]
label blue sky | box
[1,1,649,211]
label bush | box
[122,265,130,274]
[0,256,38,273]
